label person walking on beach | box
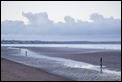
[25,51,27,56]
[100,57,102,73]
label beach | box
[1,58,70,81]
[1,46,121,81]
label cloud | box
[64,16,75,24]
[22,12,54,27]
[90,13,104,22]
[89,13,121,35]
[1,12,121,41]
[1,20,26,34]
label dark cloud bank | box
[1,12,121,41]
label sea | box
[1,43,121,50]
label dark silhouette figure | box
[100,57,102,73]
[25,51,27,56]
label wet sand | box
[1,58,71,81]
[21,47,121,71]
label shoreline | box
[2,46,121,71]
[18,46,121,71]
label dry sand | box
[1,58,71,81]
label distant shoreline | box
[1,40,121,44]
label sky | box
[1,1,121,41]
